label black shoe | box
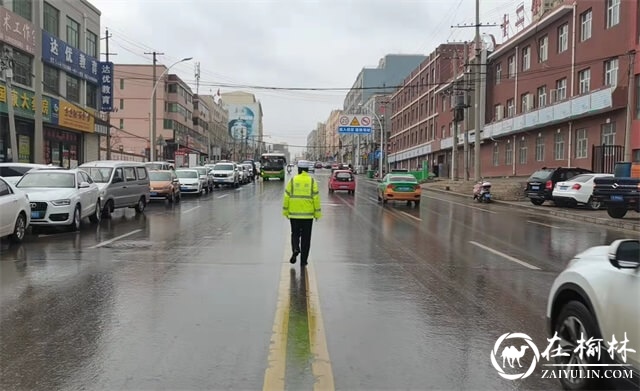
[301,260,308,267]
[290,250,300,264]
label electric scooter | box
[472,180,492,203]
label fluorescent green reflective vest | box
[282,172,322,219]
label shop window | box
[86,83,98,109]
[13,0,32,21]
[66,75,80,103]
[44,64,59,94]
[43,2,59,36]
[12,50,33,87]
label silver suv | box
[211,162,239,188]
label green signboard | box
[0,83,55,123]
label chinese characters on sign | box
[99,62,114,112]
[542,332,637,363]
[338,126,372,134]
[58,100,95,133]
[0,8,36,55]
[41,30,98,84]
[0,84,55,123]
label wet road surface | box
[0,172,634,390]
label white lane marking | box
[527,220,562,229]
[217,194,229,199]
[422,195,496,214]
[399,211,422,221]
[89,229,143,249]
[182,206,201,214]
[469,241,541,270]
[367,197,379,204]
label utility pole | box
[1,48,17,162]
[101,28,117,159]
[624,50,636,162]
[144,51,164,161]
[451,51,459,181]
[463,43,470,181]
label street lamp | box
[149,56,193,161]
[359,103,384,176]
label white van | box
[79,160,150,218]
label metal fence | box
[591,144,624,173]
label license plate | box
[611,195,624,201]
[150,192,157,196]
[559,186,568,190]
[214,179,224,182]
[31,211,42,219]
[180,187,188,191]
[531,186,539,190]
[398,187,411,191]
[340,186,348,189]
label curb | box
[422,187,640,233]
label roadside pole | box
[1,49,18,162]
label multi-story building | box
[220,91,263,160]
[109,65,205,164]
[341,54,427,165]
[362,94,392,169]
[306,128,317,160]
[197,94,230,161]
[323,109,342,160]
[0,0,103,166]
[193,94,210,160]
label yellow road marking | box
[262,243,292,391]
[306,263,335,391]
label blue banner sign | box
[42,30,99,84]
[99,62,114,112]
[338,126,372,134]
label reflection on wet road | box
[0,172,633,390]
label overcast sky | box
[91,0,532,156]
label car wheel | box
[89,201,101,223]
[530,199,544,206]
[9,212,27,243]
[69,205,81,231]
[587,197,601,210]
[606,206,627,219]
[102,200,113,218]
[135,197,146,213]
[553,301,605,391]
[414,200,420,207]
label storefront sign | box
[41,30,99,84]
[0,8,36,55]
[99,62,114,111]
[0,83,55,122]
[58,100,95,133]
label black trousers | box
[290,218,313,263]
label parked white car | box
[15,169,102,231]
[210,162,239,188]
[175,169,203,195]
[0,163,51,185]
[547,239,640,390]
[552,173,614,210]
[0,177,30,243]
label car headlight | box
[51,199,71,206]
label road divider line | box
[423,195,497,214]
[469,241,541,270]
[217,194,229,199]
[306,263,335,391]
[263,234,293,391]
[399,211,422,221]
[89,229,143,249]
[181,206,201,214]
[527,220,562,229]
[367,197,379,204]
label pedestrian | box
[282,164,321,267]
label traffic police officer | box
[282,163,322,266]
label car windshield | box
[214,164,234,171]
[567,174,593,183]
[176,170,198,178]
[83,167,113,183]
[261,157,286,169]
[336,172,352,179]
[528,170,553,181]
[17,172,75,188]
[194,168,208,175]
[390,176,416,183]
[150,172,172,181]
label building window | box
[604,58,618,86]
[66,17,80,48]
[493,143,500,166]
[521,93,531,113]
[580,9,592,41]
[43,2,59,36]
[522,47,531,71]
[505,141,513,165]
[495,63,502,84]
[518,137,528,164]
[66,74,80,103]
[575,129,588,158]
[539,36,548,62]
[606,0,620,28]
[556,78,567,101]
[538,86,547,107]
[119,99,124,110]
[507,99,515,117]
[120,78,124,89]
[12,0,32,21]
[508,56,516,78]
[535,135,544,161]
[43,64,59,94]
[578,69,591,94]
[119,119,124,129]
[558,24,568,53]
[601,123,616,146]
[86,83,97,109]
[494,104,503,121]
[86,30,98,57]
[636,75,640,119]
[554,132,565,160]
[12,50,32,87]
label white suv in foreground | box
[211,162,239,188]
[547,239,639,390]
